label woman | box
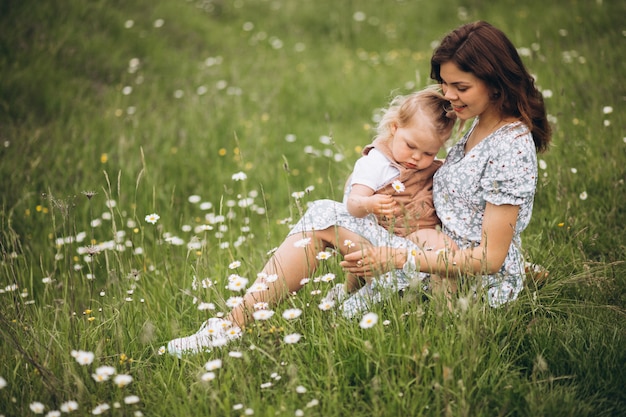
[343,20,550,307]
[167,21,550,356]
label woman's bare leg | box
[226,227,372,327]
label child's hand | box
[366,194,398,217]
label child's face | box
[390,113,442,171]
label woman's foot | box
[167,318,241,358]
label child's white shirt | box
[350,148,399,191]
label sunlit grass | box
[1,0,625,416]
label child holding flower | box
[338,85,460,298]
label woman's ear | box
[390,123,398,134]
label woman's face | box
[390,112,441,171]
[439,61,496,121]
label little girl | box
[331,85,459,302]
[168,85,459,357]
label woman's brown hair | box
[430,21,551,152]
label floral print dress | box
[433,119,537,306]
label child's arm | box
[346,184,398,218]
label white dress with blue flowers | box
[433,119,537,306]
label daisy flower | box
[0,376,6,389]
[232,171,247,181]
[30,402,45,414]
[228,351,244,358]
[227,276,249,292]
[204,359,223,371]
[316,251,332,260]
[144,213,160,224]
[344,239,356,248]
[226,296,244,308]
[283,333,302,344]
[391,180,405,193]
[320,273,336,282]
[359,312,378,329]
[201,372,216,382]
[252,310,275,320]
[248,282,269,293]
[225,327,242,339]
[295,385,307,394]
[60,401,79,413]
[113,374,133,387]
[71,350,95,365]
[92,404,110,415]
[124,395,140,405]
[254,301,269,310]
[229,260,242,269]
[318,300,335,311]
[282,308,302,320]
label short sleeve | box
[351,150,399,191]
[480,129,537,206]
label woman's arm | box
[341,202,519,277]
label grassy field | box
[1,0,625,415]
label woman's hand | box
[340,246,408,277]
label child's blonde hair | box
[374,84,457,144]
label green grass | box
[1,0,625,415]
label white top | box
[349,148,399,191]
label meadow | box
[1,0,625,415]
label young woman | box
[342,20,550,306]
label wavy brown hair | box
[430,21,551,152]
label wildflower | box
[295,385,307,394]
[245,409,254,415]
[60,401,79,413]
[320,273,336,282]
[299,278,310,285]
[316,251,332,260]
[144,213,160,224]
[579,191,588,200]
[227,276,249,292]
[226,296,244,308]
[229,351,244,358]
[229,260,242,269]
[311,289,322,296]
[248,282,269,293]
[291,191,305,199]
[232,171,247,181]
[282,308,302,320]
[92,403,110,415]
[318,300,335,311]
[30,402,45,414]
[198,302,216,311]
[293,237,311,248]
[124,395,140,405]
[538,159,547,170]
[46,411,61,417]
[252,310,275,320]
[251,302,269,312]
[71,350,95,365]
[188,195,201,204]
[344,239,355,248]
[92,366,116,382]
[113,374,133,387]
[359,312,379,329]
[260,382,273,389]
[603,106,613,114]
[391,180,405,193]
[306,399,320,408]
[158,346,166,355]
[284,333,302,344]
[0,376,6,389]
[382,320,391,326]
[205,359,223,371]
[295,410,304,417]
[201,372,216,382]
